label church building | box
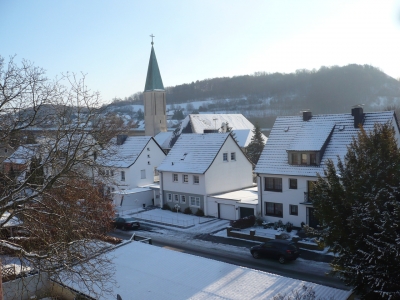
[143,37,167,137]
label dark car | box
[250,240,300,264]
[113,217,140,230]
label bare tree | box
[0,56,124,298]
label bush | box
[285,222,293,232]
[162,203,170,210]
[195,208,204,216]
[230,215,256,229]
[171,204,180,212]
[274,220,284,230]
[183,207,192,215]
[256,217,264,226]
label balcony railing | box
[304,192,313,203]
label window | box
[231,152,236,161]
[291,153,300,165]
[173,174,178,182]
[111,170,114,176]
[121,171,125,181]
[193,175,199,184]
[180,195,186,204]
[301,153,307,165]
[264,177,282,192]
[141,169,146,179]
[310,153,317,165]
[289,178,297,189]
[265,202,283,217]
[223,153,228,162]
[4,149,7,153]
[106,170,109,176]
[167,193,172,202]
[174,194,179,202]
[190,196,201,207]
[289,205,298,216]
[183,174,188,183]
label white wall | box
[112,138,166,191]
[205,136,253,194]
[114,190,154,213]
[259,174,317,227]
[162,172,206,195]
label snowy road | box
[109,220,351,291]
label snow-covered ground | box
[119,208,334,275]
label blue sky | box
[1,0,400,104]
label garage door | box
[219,204,236,220]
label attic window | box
[284,127,289,132]
[338,125,345,131]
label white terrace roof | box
[211,186,258,205]
[99,136,152,168]
[157,133,230,174]
[255,111,396,177]
[179,114,267,147]
[64,241,352,300]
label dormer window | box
[301,154,307,165]
[289,152,319,166]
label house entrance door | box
[307,207,319,228]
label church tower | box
[144,36,167,137]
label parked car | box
[250,240,300,264]
[113,217,140,230]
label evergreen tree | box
[224,122,238,143]
[246,123,265,164]
[312,123,400,299]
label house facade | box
[255,108,400,227]
[157,133,254,218]
[98,135,166,207]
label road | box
[109,225,351,292]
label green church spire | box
[144,35,164,91]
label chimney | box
[116,135,128,145]
[351,106,364,128]
[302,111,312,121]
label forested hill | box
[121,64,400,115]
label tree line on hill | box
[111,64,400,116]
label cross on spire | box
[150,34,155,45]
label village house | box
[157,133,256,219]
[98,135,166,208]
[255,107,400,227]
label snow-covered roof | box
[64,241,352,300]
[3,144,40,165]
[179,114,267,147]
[157,133,230,174]
[154,131,173,149]
[255,111,396,176]
[98,136,153,168]
[211,187,258,204]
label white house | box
[98,135,166,208]
[157,133,255,219]
[178,114,268,148]
[255,108,400,227]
